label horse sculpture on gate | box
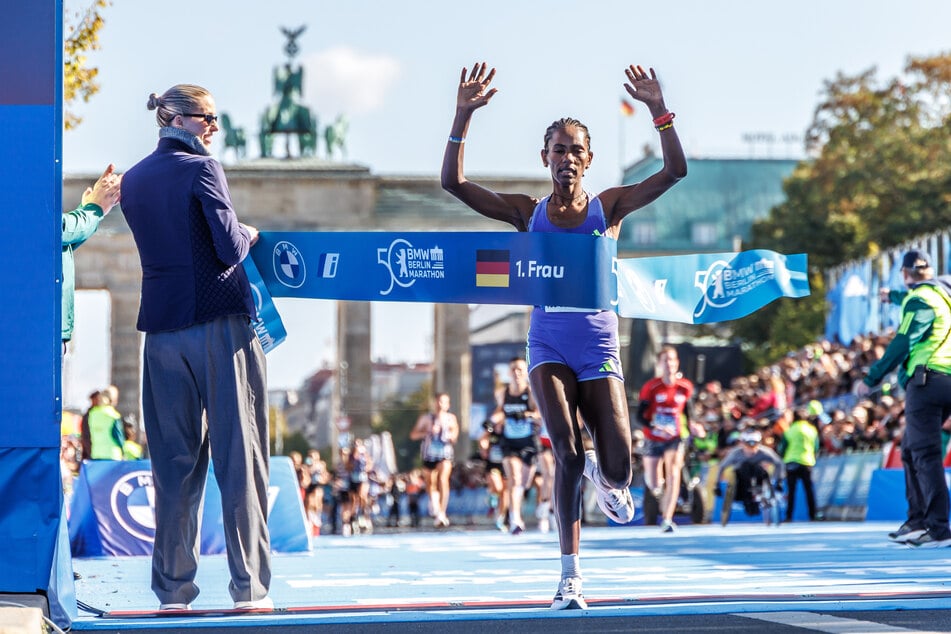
[219,113,246,161]
[324,114,349,161]
[259,25,319,159]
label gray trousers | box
[142,314,270,605]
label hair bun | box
[147,93,161,110]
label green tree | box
[739,53,951,361]
[275,430,312,459]
[373,383,432,473]
[65,1,111,130]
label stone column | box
[336,301,372,441]
[109,287,142,421]
[433,303,471,459]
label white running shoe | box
[583,450,635,524]
[234,596,274,610]
[551,576,587,610]
[158,603,191,611]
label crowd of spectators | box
[290,333,924,534]
[687,334,911,465]
[63,333,929,534]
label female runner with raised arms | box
[441,61,686,609]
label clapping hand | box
[456,62,498,113]
[82,164,122,216]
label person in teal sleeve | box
[61,164,122,350]
[781,401,822,521]
[858,250,951,547]
[55,165,121,625]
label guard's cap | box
[901,250,931,270]
[806,399,832,425]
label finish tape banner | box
[243,255,287,353]
[615,250,810,324]
[245,233,810,350]
[249,231,618,308]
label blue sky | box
[61,0,951,405]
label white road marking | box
[740,611,942,633]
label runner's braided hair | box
[543,118,591,152]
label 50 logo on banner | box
[376,237,446,296]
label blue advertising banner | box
[813,455,844,510]
[69,457,310,557]
[615,250,810,323]
[824,262,872,345]
[250,231,618,310]
[0,1,63,614]
[866,468,951,521]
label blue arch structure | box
[0,0,68,623]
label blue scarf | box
[158,126,210,156]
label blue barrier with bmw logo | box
[68,456,309,557]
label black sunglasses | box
[182,113,218,124]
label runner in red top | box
[638,346,694,532]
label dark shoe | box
[888,521,927,543]
[907,529,951,548]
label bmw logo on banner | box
[273,240,306,288]
[110,470,156,542]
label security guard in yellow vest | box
[80,390,125,461]
[858,250,951,547]
[782,400,822,522]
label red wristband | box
[652,112,675,126]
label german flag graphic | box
[476,249,510,287]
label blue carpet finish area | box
[72,522,951,631]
